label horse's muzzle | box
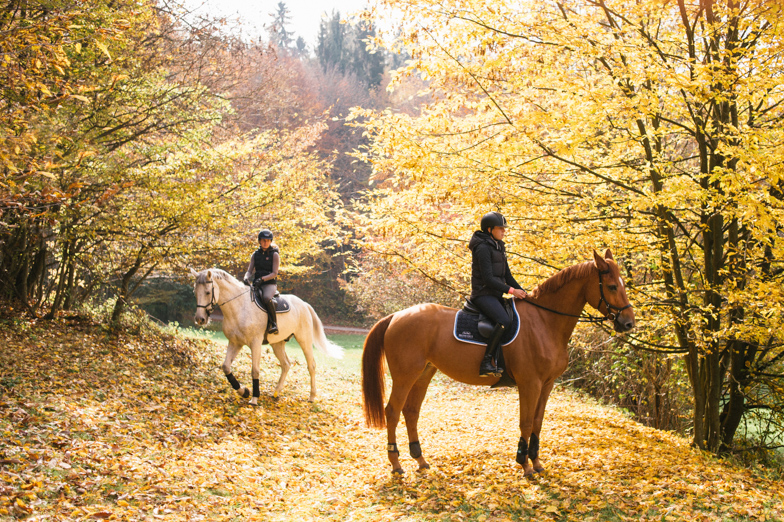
[613,314,635,333]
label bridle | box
[596,268,633,321]
[195,280,248,318]
[521,267,632,323]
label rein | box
[195,280,249,317]
[520,268,632,323]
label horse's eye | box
[609,285,617,291]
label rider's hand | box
[512,288,528,299]
[243,277,250,286]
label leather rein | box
[520,268,632,323]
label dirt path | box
[323,325,370,335]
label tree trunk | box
[110,247,148,330]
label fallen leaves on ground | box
[0,316,782,521]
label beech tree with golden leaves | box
[354,0,784,453]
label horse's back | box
[389,303,456,328]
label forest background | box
[1,0,783,470]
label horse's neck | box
[536,278,587,315]
[215,278,247,319]
[530,276,589,341]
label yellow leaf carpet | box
[1,317,782,521]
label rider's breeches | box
[258,283,277,305]
[473,295,511,328]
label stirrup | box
[479,356,501,378]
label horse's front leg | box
[249,340,264,406]
[222,341,250,400]
[269,341,291,400]
[529,380,555,474]
[517,379,543,477]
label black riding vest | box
[253,246,279,285]
[469,231,510,298]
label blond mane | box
[530,261,596,298]
[194,268,238,285]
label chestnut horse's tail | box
[362,314,394,428]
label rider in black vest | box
[243,229,280,334]
[469,212,527,377]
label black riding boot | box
[265,299,279,334]
[479,323,505,377]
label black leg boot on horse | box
[265,298,279,334]
[479,323,505,377]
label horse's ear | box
[605,248,614,261]
[189,267,199,277]
[205,270,213,282]
[593,249,609,271]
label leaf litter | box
[0,316,782,521]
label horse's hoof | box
[392,468,405,476]
[272,394,279,401]
[417,464,430,472]
[534,467,545,474]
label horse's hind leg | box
[270,341,291,400]
[293,331,318,402]
[385,367,426,474]
[402,363,438,471]
[222,341,251,400]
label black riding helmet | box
[480,212,508,234]
[258,229,273,241]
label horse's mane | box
[530,261,596,298]
[195,268,240,286]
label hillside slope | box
[0,317,782,521]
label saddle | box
[454,297,519,347]
[454,298,520,388]
[250,288,291,314]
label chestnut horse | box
[362,249,635,475]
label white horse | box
[191,268,343,404]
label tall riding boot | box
[265,299,279,334]
[479,323,505,377]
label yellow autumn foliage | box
[354,0,784,452]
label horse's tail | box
[362,314,394,429]
[306,303,344,359]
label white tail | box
[308,304,344,359]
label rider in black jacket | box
[468,212,527,377]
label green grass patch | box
[180,326,366,374]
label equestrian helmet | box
[480,212,508,233]
[258,229,274,241]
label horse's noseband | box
[597,269,632,321]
